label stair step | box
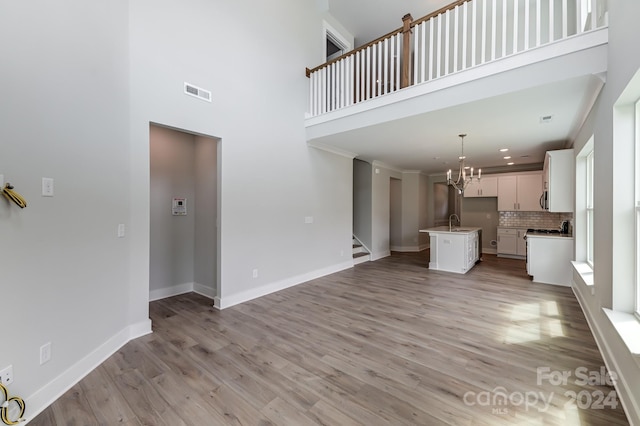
[353,252,369,258]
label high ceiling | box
[320,0,603,174]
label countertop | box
[419,226,482,235]
[525,232,573,239]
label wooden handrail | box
[411,0,471,28]
[306,0,473,77]
[306,26,403,77]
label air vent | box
[539,115,554,123]
[184,82,212,102]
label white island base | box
[420,227,481,274]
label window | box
[586,149,594,267]
[636,98,640,318]
[575,135,594,280]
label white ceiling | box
[328,0,453,46]
[320,1,603,174]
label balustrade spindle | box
[548,0,556,43]
[462,2,468,70]
[562,0,568,38]
[502,0,508,57]
[511,0,520,53]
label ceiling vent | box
[184,82,212,102]
[539,115,553,124]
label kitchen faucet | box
[449,214,460,232]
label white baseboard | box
[390,245,421,252]
[572,285,640,426]
[217,260,353,310]
[370,250,391,261]
[193,282,216,300]
[149,282,194,301]
[149,282,217,303]
[482,247,497,255]
[24,319,152,424]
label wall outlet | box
[40,342,52,365]
[252,269,258,278]
[42,177,54,197]
[0,365,13,385]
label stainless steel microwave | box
[539,191,549,210]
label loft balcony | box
[304,0,608,154]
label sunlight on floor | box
[514,407,582,425]
[504,301,565,344]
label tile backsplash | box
[499,211,573,229]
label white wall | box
[0,0,353,419]
[129,0,353,310]
[390,178,403,249]
[461,197,499,252]
[194,136,218,298]
[149,125,196,296]
[0,0,145,419]
[571,1,640,423]
[395,171,430,252]
[371,162,402,259]
[353,159,373,249]
[418,173,429,248]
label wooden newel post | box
[401,13,413,89]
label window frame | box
[635,98,640,319]
[586,149,594,268]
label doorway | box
[324,21,351,62]
[149,123,220,302]
[390,177,402,250]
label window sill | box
[571,261,594,295]
[603,308,640,368]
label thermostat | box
[172,198,187,215]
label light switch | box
[42,177,54,197]
[117,224,125,238]
[304,216,314,224]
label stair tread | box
[353,252,369,258]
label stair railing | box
[306,0,608,118]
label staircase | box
[353,236,370,265]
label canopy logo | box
[462,366,619,415]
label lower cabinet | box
[526,236,573,286]
[466,231,479,271]
[428,230,480,274]
[497,228,527,258]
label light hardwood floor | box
[31,252,630,425]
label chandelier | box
[446,134,481,195]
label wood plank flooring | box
[30,252,630,425]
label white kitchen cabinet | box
[526,234,574,286]
[422,227,481,273]
[497,173,543,211]
[543,149,574,212]
[464,176,498,198]
[497,227,527,258]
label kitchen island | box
[420,226,481,274]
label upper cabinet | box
[497,172,544,211]
[464,176,498,198]
[543,149,574,213]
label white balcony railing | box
[306,0,608,118]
